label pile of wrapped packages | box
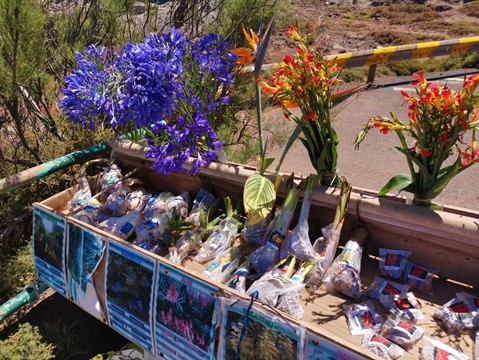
[66,163,478,359]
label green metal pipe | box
[0,140,112,195]
[0,281,49,322]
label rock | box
[432,4,452,11]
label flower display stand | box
[32,138,479,359]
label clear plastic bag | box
[404,260,438,295]
[165,230,202,264]
[98,209,142,240]
[143,192,173,219]
[380,318,424,351]
[125,189,147,211]
[379,292,426,325]
[104,183,131,217]
[203,246,242,281]
[305,223,343,293]
[134,215,169,245]
[321,228,368,299]
[280,175,317,261]
[365,276,409,301]
[74,198,104,225]
[361,330,405,360]
[165,192,190,219]
[194,217,238,263]
[378,248,411,280]
[246,270,304,308]
[99,164,122,199]
[421,336,469,360]
[344,301,384,336]
[67,175,91,213]
[433,292,478,335]
[189,189,216,228]
[240,214,272,246]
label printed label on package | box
[304,330,368,360]
[66,221,106,320]
[219,298,304,360]
[32,205,67,296]
[105,240,156,352]
[154,262,219,360]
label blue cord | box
[235,290,259,360]
[209,319,217,360]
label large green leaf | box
[243,173,276,225]
[378,174,414,196]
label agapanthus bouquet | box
[60,28,237,175]
[259,25,350,185]
[355,71,479,205]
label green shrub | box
[0,323,55,360]
[0,245,35,303]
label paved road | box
[265,71,479,211]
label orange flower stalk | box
[259,24,364,185]
[355,71,479,205]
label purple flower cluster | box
[60,29,237,175]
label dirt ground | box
[265,0,479,63]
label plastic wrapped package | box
[343,301,384,336]
[365,276,409,301]
[189,189,216,228]
[240,214,273,246]
[404,260,438,295]
[421,336,469,360]
[134,215,169,247]
[226,267,249,293]
[67,174,92,213]
[380,318,424,351]
[276,261,316,319]
[379,292,427,325]
[378,248,411,280]
[434,292,479,335]
[104,183,131,216]
[246,269,304,308]
[99,164,123,199]
[74,198,105,225]
[165,192,190,219]
[305,223,344,294]
[125,189,147,211]
[143,192,173,219]
[203,246,242,281]
[280,175,317,261]
[361,330,405,360]
[165,230,202,264]
[250,189,299,274]
[194,217,238,263]
[97,209,142,240]
[321,228,368,299]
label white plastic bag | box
[421,336,469,360]
[343,301,384,336]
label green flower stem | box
[255,81,266,174]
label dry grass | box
[459,2,479,18]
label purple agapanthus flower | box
[60,28,237,175]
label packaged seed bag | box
[366,276,409,301]
[378,248,411,280]
[421,336,469,360]
[404,260,438,295]
[379,292,426,325]
[380,318,424,351]
[434,292,478,335]
[344,301,384,336]
[361,330,404,360]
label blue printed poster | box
[304,330,367,360]
[32,205,67,296]
[219,298,304,360]
[154,262,220,360]
[66,221,106,320]
[105,240,157,353]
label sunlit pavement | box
[265,70,479,211]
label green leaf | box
[378,174,413,196]
[243,173,276,225]
[260,157,275,174]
